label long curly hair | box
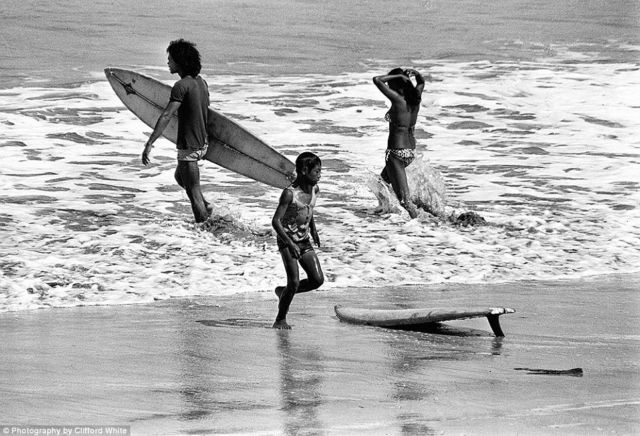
[387,68,421,109]
[167,39,202,77]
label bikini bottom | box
[385,148,415,168]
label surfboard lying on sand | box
[334,306,516,337]
[104,67,295,188]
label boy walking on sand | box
[271,152,324,329]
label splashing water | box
[2,51,639,312]
[367,154,449,219]
[198,205,273,243]
[407,154,448,217]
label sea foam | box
[1,56,639,312]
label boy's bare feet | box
[272,319,291,329]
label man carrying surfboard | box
[141,39,211,223]
[271,152,325,329]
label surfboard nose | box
[104,67,123,79]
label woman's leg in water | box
[382,155,418,218]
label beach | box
[2,0,639,309]
[2,274,638,435]
[1,0,639,434]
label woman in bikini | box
[373,68,425,219]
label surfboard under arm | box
[104,67,295,188]
[334,306,516,337]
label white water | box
[1,55,639,311]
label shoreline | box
[3,270,639,316]
[1,274,639,435]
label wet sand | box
[1,274,639,435]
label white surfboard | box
[105,67,295,188]
[334,306,516,337]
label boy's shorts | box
[177,144,208,162]
[277,236,315,256]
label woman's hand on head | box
[405,68,422,78]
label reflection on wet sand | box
[178,312,220,425]
[384,326,505,435]
[277,332,325,435]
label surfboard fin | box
[487,314,505,337]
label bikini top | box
[385,110,415,134]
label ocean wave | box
[1,57,639,312]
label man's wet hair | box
[167,39,202,77]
